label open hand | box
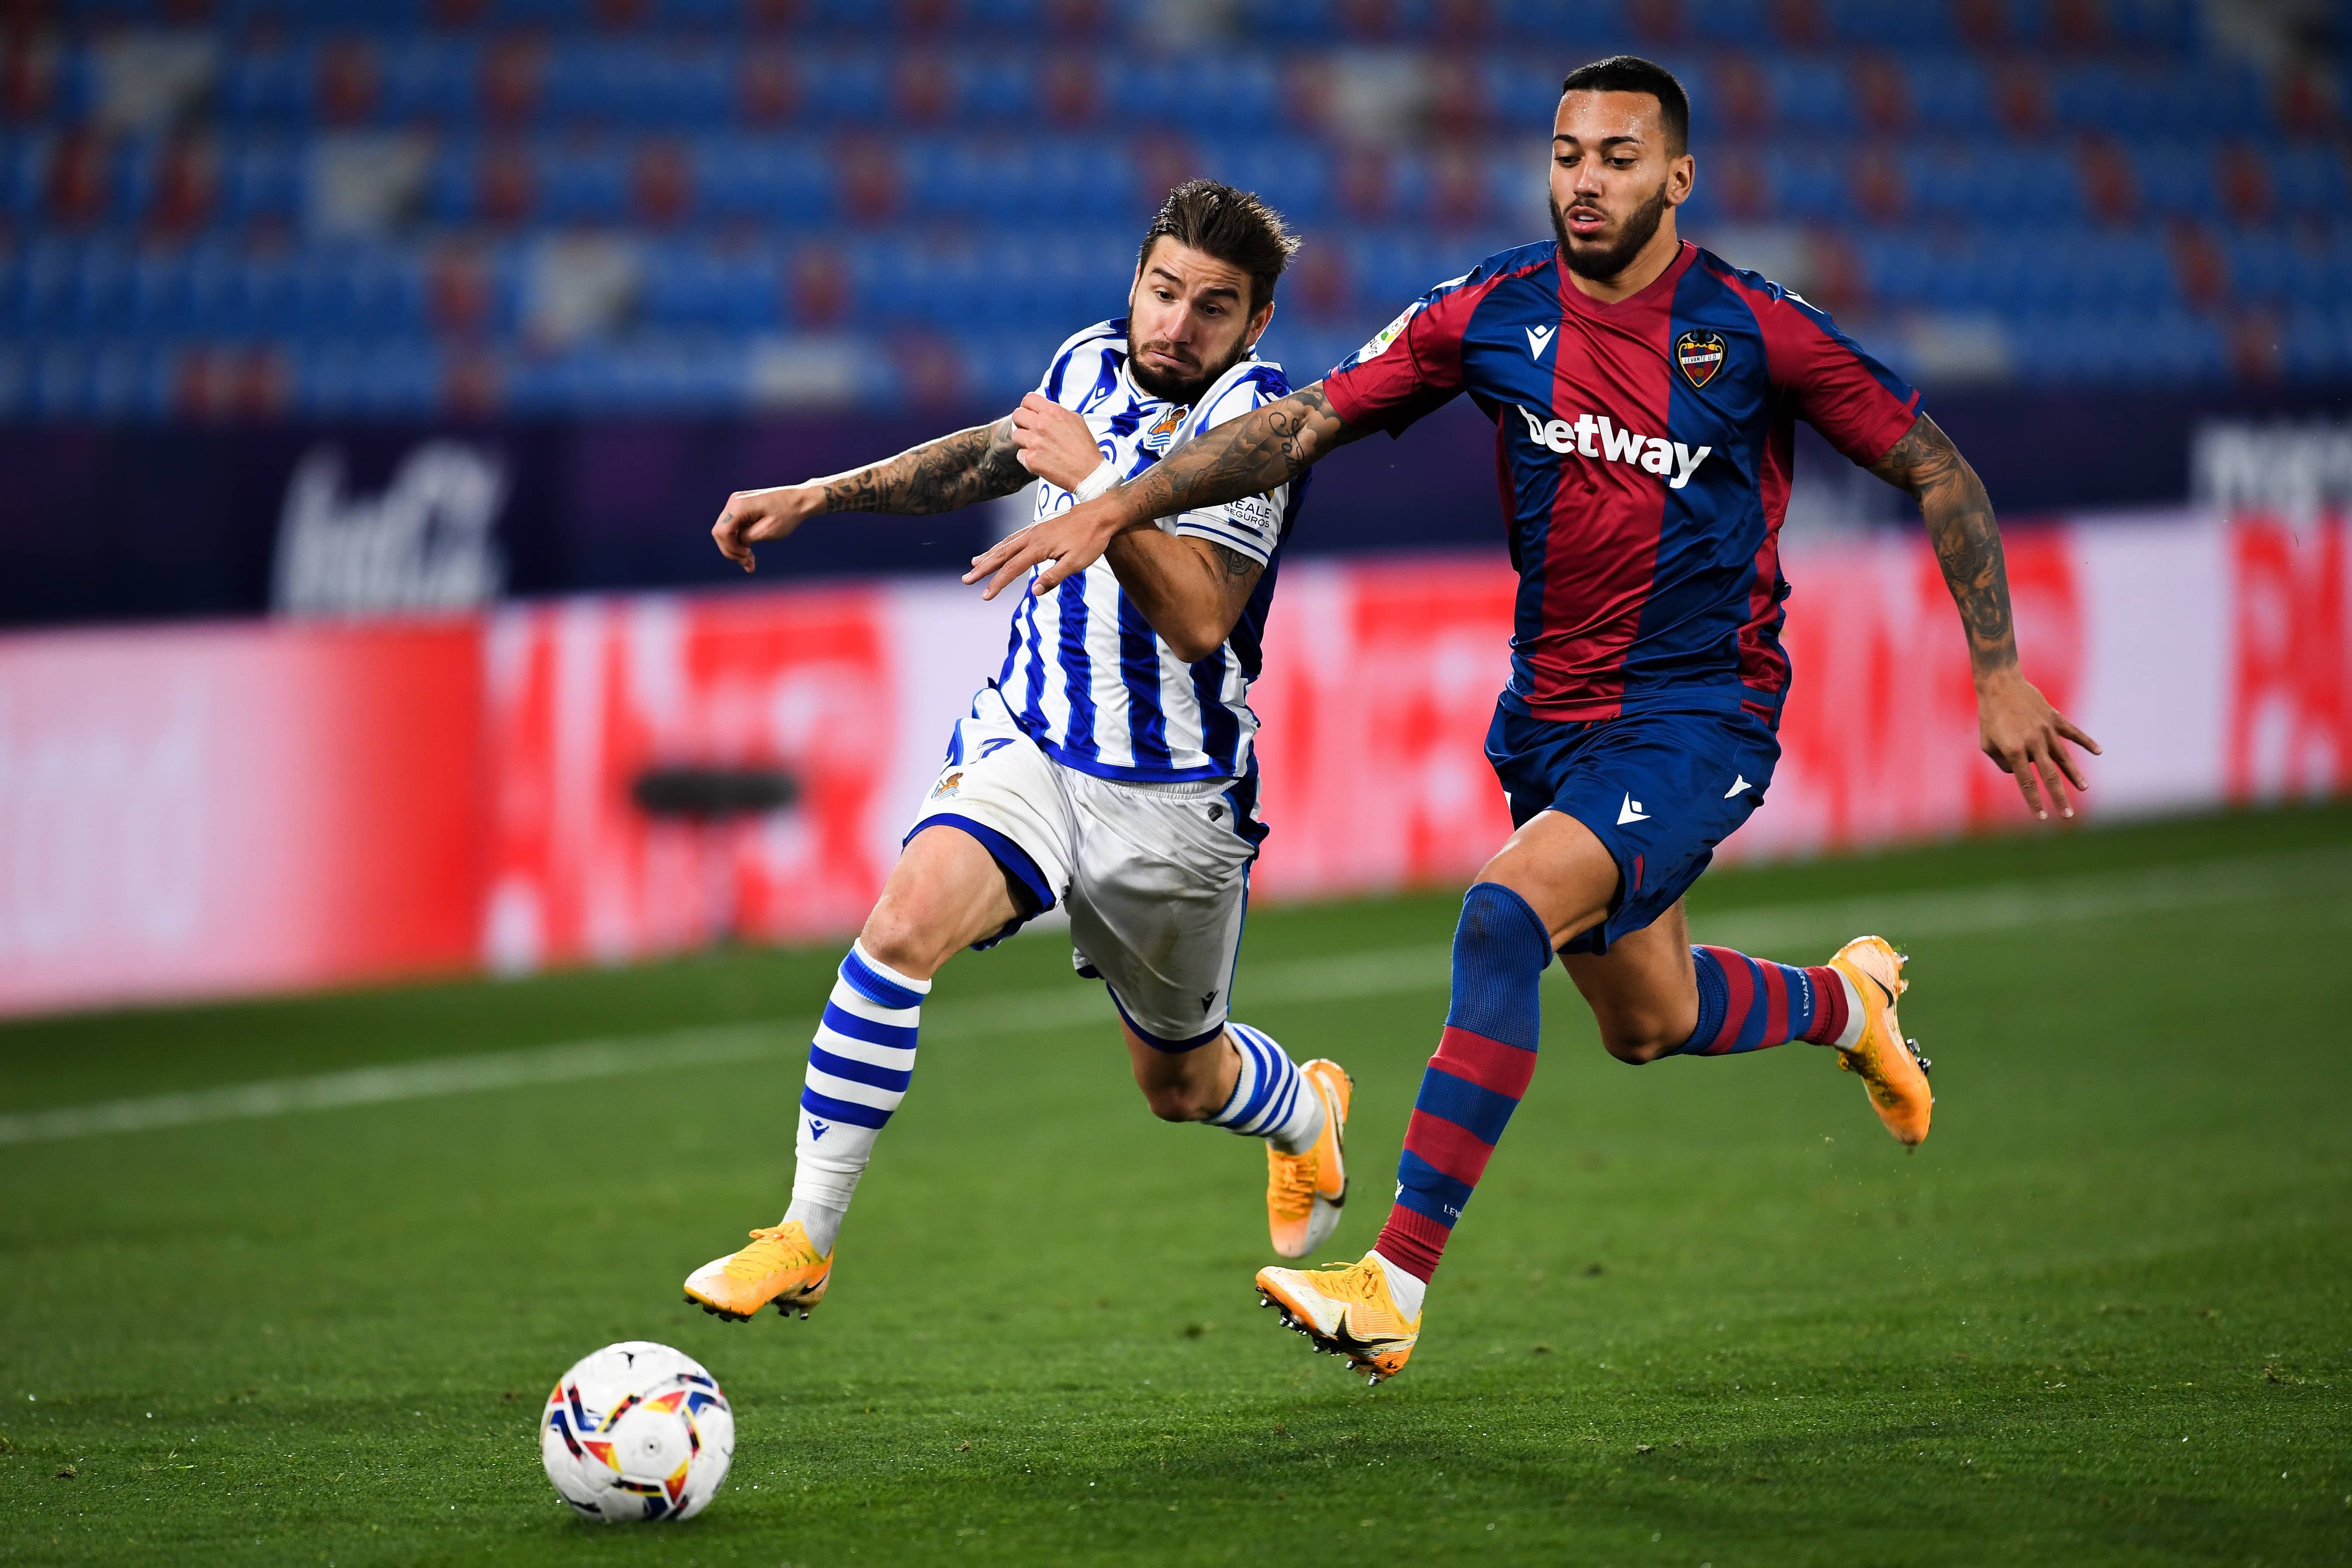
[1010,392,1108,493]
[1977,669,2101,820]
[711,485,820,573]
[963,495,1127,599]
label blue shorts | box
[1485,702,1781,957]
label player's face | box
[1548,90,1695,283]
[1125,239,1275,405]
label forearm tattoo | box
[1123,384,1362,523]
[819,418,1029,517]
[1870,414,2017,675]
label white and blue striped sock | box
[783,941,930,1255]
[1209,1022,1327,1156]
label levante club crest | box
[1675,329,1727,389]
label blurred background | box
[2,0,2348,1016]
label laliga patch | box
[1141,405,1185,454]
[1674,329,1727,390]
[1355,300,1423,363]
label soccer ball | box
[540,1341,734,1522]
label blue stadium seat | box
[2273,146,2350,219]
[1902,57,1992,133]
[1682,0,1772,45]
[535,144,629,224]
[377,38,479,123]
[1825,0,1954,47]
[220,139,304,226]
[1768,58,1856,133]
[2280,308,2352,383]
[802,49,891,125]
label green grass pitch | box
[3,805,2349,1566]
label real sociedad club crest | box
[1142,405,1185,454]
[1675,329,1727,390]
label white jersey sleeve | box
[1158,359,1294,567]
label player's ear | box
[1245,296,1276,353]
[1667,151,1695,206]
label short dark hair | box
[1560,54,1691,156]
[1136,178,1300,317]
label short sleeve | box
[1038,319,1125,411]
[1321,276,1478,438]
[1161,364,1291,566]
[1751,290,1922,467]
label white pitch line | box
[3,846,2343,1149]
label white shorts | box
[905,686,1262,1049]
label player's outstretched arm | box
[963,382,1363,600]
[1869,412,2104,820]
[711,416,1026,573]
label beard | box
[1125,329,1247,406]
[1552,178,1672,283]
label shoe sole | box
[682,1276,828,1324]
[1256,1282,1409,1388]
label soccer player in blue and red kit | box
[968,56,2100,1383]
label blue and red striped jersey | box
[1323,239,1922,723]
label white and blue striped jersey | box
[994,318,1307,783]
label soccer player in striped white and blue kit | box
[684,182,1354,1324]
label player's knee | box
[855,904,935,979]
[1139,1079,1212,1122]
[1599,1024,1677,1065]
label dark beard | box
[1552,179,1671,283]
[1125,331,1244,406]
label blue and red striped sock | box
[1373,882,1550,1286]
[1672,945,1854,1055]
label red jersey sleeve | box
[1321,262,1513,437]
[1741,284,1923,467]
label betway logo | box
[1518,407,1712,490]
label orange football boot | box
[1825,935,1933,1147]
[1256,1254,1421,1386]
[1266,1059,1352,1259]
[682,1220,833,1321]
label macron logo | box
[1519,405,1711,490]
[1525,323,1556,359]
[807,1118,831,1142]
[1618,793,1650,825]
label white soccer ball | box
[540,1341,734,1523]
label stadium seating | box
[0,0,2337,420]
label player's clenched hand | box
[711,485,820,574]
[1010,393,1108,492]
[962,496,1126,600]
[1976,668,2102,821]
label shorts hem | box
[1107,987,1228,1053]
[1543,800,1636,957]
[906,814,1056,948]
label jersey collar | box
[1553,238,1698,317]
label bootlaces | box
[725,1225,816,1279]
[1268,1147,1317,1219]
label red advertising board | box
[0,513,2335,1016]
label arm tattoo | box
[1869,413,2018,676]
[818,417,1028,517]
[1207,541,1265,587]
[1122,384,1364,524]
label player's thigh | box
[1474,807,1624,948]
[1065,778,1255,1051]
[861,827,1026,980]
[1559,901,1701,1063]
[882,690,1081,976]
